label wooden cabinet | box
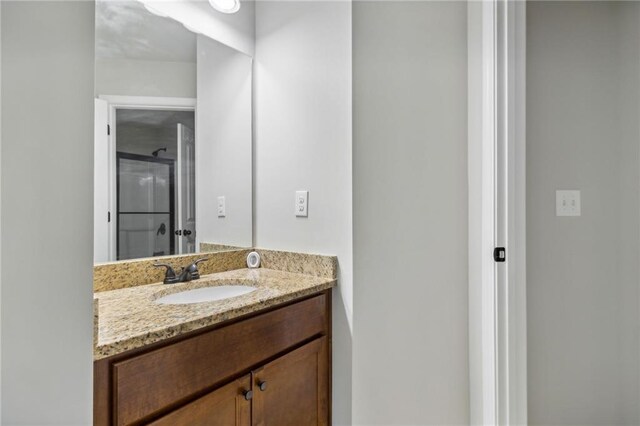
[94,291,331,426]
[253,338,328,426]
[149,375,252,426]
[150,338,328,426]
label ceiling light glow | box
[208,0,240,14]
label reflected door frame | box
[468,1,527,425]
[97,95,197,262]
[177,123,196,255]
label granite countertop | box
[94,268,336,360]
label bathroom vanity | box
[92,3,336,423]
[93,250,336,425]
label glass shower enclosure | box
[116,152,175,260]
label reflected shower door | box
[116,153,175,260]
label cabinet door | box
[253,337,329,426]
[149,375,252,426]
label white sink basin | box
[155,285,257,305]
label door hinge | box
[494,247,506,262]
[107,124,111,135]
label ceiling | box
[95,0,197,63]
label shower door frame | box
[468,1,527,425]
[115,152,176,260]
[98,95,197,262]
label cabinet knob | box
[258,381,267,391]
[243,390,253,401]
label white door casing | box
[94,98,110,263]
[500,1,527,424]
[94,95,196,261]
[468,1,527,424]
[177,123,196,254]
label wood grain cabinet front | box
[94,291,331,426]
[149,375,252,426]
[252,337,329,426]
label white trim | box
[177,124,185,255]
[0,3,3,417]
[97,95,197,261]
[94,99,110,263]
[497,2,527,423]
[468,1,498,423]
[469,1,527,424]
[98,95,196,110]
[109,105,116,260]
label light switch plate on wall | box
[556,190,581,216]
[295,191,308,217]
[217,196,226,217]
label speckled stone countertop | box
[94,268,336,360]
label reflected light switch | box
[217,196,226,217]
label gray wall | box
[0,2,3,419]
[95,58,196,98]
[527,2,640,424]
[1,1,94,423]
[352,2,469,424]
[254,2,353,424]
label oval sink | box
[155,285,257,305]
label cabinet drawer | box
[113,294,327,425]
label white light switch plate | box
[556,190,581,216]
[217,196,226,217]
[295,191,308,217]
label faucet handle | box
[153,263,179,284]
[185,257,209,280]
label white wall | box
[352,2,469,424]
[197,35,253,248]
[95,58,196,98]
[254,2,353,424]
[527,2,640,424]
[1,1,94,424]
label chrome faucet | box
[154,258,208,284]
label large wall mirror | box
[93,0,253,263]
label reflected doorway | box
[114,108,196,260]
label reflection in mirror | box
[93,0,253,263]
[116,110,195,260]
